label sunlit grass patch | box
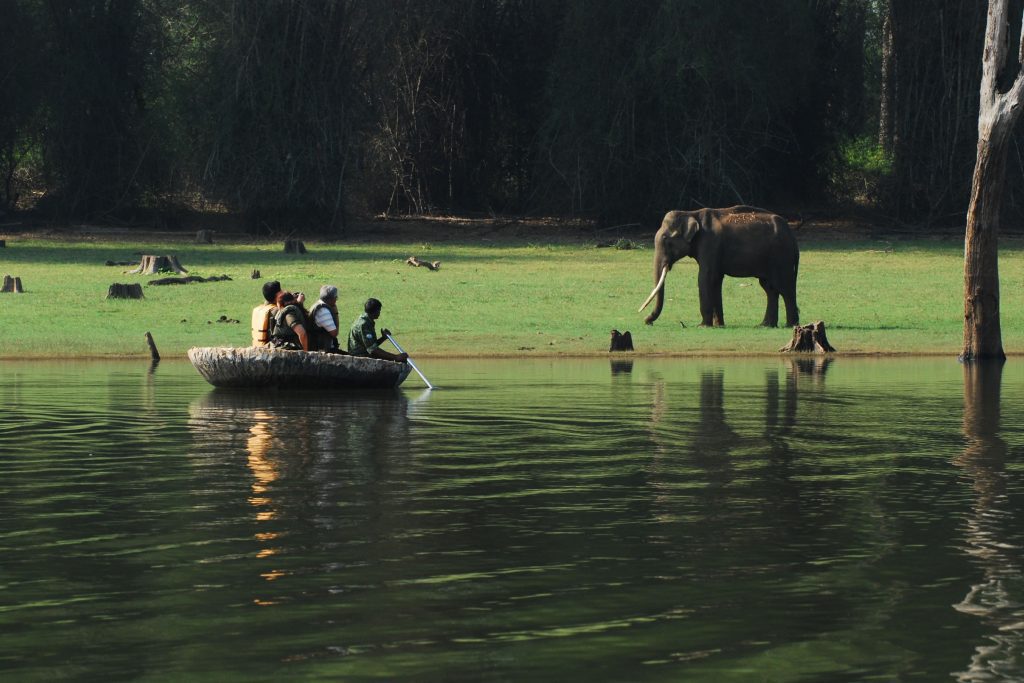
[0,234,1020,358]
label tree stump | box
[1,275,23,293]
[106,283,144,299]
[0,239,6,248]
[779,321,836,353]
[145,331,160,361]
[196,230,214,244]
[127,255,188,275]
[406,256,441,271]
[284,239,307,254]
[251,269,261,279]
[609,329,634,352]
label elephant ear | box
[682,216,700,243]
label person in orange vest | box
[251,280,281,347]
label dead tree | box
[1,275,23,293]
[406,256,441,270]
[609,329,634,352]
[127,255,188,275]
[107,283,144,299]
[962,0,1024,361]
[780,321,836,353]
[284,239,307,254]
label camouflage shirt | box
[347,312,379,356]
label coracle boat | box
[188,346,412,389]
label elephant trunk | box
[639,260,669,324]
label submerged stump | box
[127,255,188,275]
[780,321,836,353]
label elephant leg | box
[759,278,779,327]
[783,289,799,327]
[697,268,717,327]
[712,273,726,327]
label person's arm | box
[294,324,308,351]
[370,347,408,363]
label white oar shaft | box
[386,334,434,389]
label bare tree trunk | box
[878,0,894,154]
[962,0,1024,361]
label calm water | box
[1,357,1022,682]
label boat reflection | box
[187,389,414,594]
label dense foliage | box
[0,0,1016,231]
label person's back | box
[252,280,281,347]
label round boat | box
[188,346,413,389]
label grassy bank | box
[0,228,1021,358]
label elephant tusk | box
[638,266,668,312]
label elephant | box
[638,206,799,328]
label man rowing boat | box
[347,298,408,363]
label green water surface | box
[0,358,1022,681]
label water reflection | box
[187,389,414,593]
[610,359,634,375]
[5,358,1024,680]
[954,362,1023,681]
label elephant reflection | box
[952,362,1023,681]
[646,360,821,520]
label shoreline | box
[0,349,1001,362]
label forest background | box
[2,0,1022,234]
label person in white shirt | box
[308,284,342,352]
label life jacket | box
[307,300,340,351]
[251,303,277,346]
[271,304,305,345]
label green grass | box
[0,233,1021,358]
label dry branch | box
[406,256,440,270]
[147,274,232,286]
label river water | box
[1,357,1022,681]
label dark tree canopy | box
[0,0,1017,232]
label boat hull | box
[188,346,413,389]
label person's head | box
[262,280,281,304]
[276,290,297,307]
[364,297,382,319]
[319,284,338,303]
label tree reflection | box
[952,361,1023,682]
